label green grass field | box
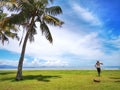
[0,70,120,90]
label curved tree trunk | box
[16,30,30,80]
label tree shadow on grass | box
[0,71,16,75]
[110,77,120,79]
[109,77,120,83]
[115,80,120,82]
[0,74,61,82]
[24,75,61,82]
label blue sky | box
[0,0,120,68]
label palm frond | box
[0,0,19,11]
[19,0,34,11]
[46,6,62,16]
[40,22,53,43]
[0,31,9,44]
[43,15,64,26]
[0,10,7,21]
[8,11,30,25]
[28,23,37,42]
[28,29,35,42]
[0,30,19,44]
[0,10,19,44]
[37,0,48,5]
[5,30,19,39]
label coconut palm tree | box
[0,0,64,80]
[0,9,19,44]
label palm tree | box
[0,9,19,44]
[0,0,64,80]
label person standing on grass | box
[95,61,103,76]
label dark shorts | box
[97,68,101,73]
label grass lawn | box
[0,70,120,90]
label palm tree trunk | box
[16,11,36,80]
[16,30,30,80]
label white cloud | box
[0,21,120,67]
[0,57,69,67]
[102,51,120,66]
[0,59,18,66]
[109,35,120,48]
[71,3,102,26]
[22,26,105,60]
[41,59,68,67]
[0,26,105,66]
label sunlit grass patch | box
[0,70,120,90]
